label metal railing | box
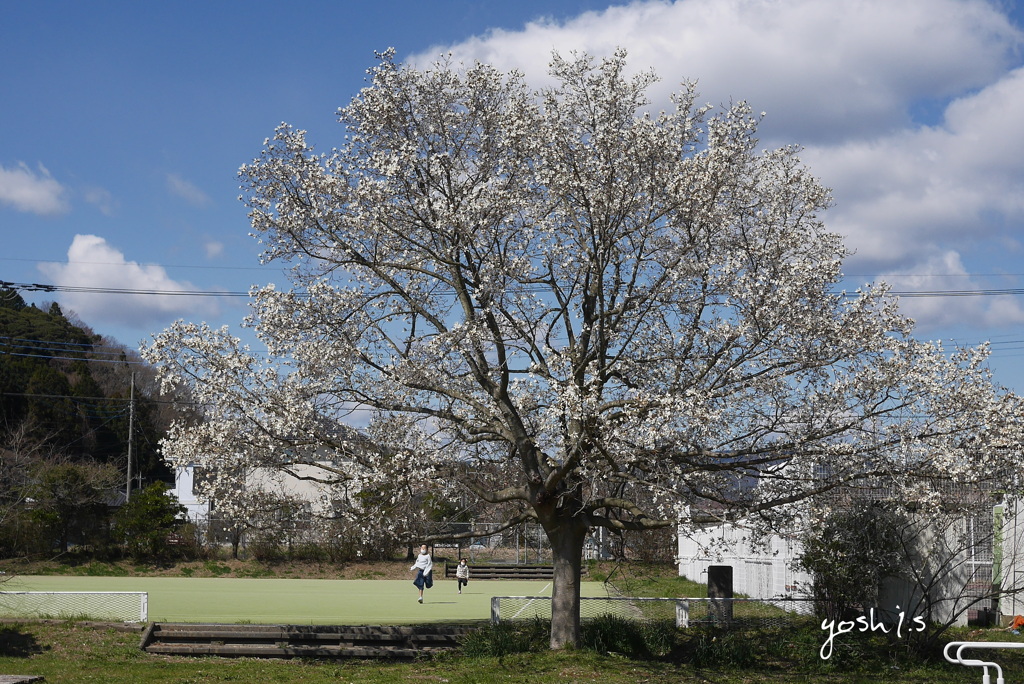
[943,641,1024,684]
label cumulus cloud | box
[0,162,69,215]
[409,0,1021,145]
[802,64,1024,267]
[166,173,212,208]
[38,234,221,329]
[405,0,1024,333]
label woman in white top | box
[410,544,433,603]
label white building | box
[172,461,344,527]
[677,523,811,600]
[679,500,1024,627]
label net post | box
[676,599,689,628]
[491,597,500,625]
[140,592,148,623]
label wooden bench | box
[444,563,555,580]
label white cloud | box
[204,240,225,259]
[166,173,212,208]
[405,0,1024,333]
[83,185,117,216]
[880,251,1024,333]
[38,234,220,329]
[802,65,1024,270]
[0,162,69,215]
[408,0,1021,144]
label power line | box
[3,392,188,407]
[0,337,146,365]
[0,257,271,272]
[0,350,149,365]
[0,335,129,350]
[892,288,1024,298]
[5,255,1024,281]
[0,280,250,298]
[0,337,137,357]
[5,279,1024,300]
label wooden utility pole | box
[126,372,135,501]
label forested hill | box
[0,285,172,482]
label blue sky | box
[3,0,1024,391]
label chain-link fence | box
[490,596,815,629]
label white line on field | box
[509,583,553,621]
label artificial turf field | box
[3,575,611,624]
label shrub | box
[685,629,757,668]
[580,616,678,658]
[461,618,680,659]
[111,482,187,562]
[459,620,550,657]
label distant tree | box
[145,50,1024,648]
[24,366,78,450]
[0,288,176,482]
[26,458,120,554]
[0,420,45,556]
[112,482,187,561]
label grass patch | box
[234,564,276,578]
[202,560,232,576]
[74,562,129,577]
[0,619,1018,682]
[603,568,707,599]
[457,616,1024,681]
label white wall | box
[999,500,1024,619]
[171,461,341,524]
[172,464,210,524]
[677,523,811,599]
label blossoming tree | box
[144,51,1022,648]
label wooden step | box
[144,643,426,658]
[141,622,476,659]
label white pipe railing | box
[943,641,1024,684]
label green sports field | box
[1,575,611,624]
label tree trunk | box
[547,517,588,649]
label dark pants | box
[457,578,468,590]
[413,569,433,590]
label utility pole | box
[126,372,135,502]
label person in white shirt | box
[410,544,433,603]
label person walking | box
[410,544,433,603]
[455,558,469,594]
